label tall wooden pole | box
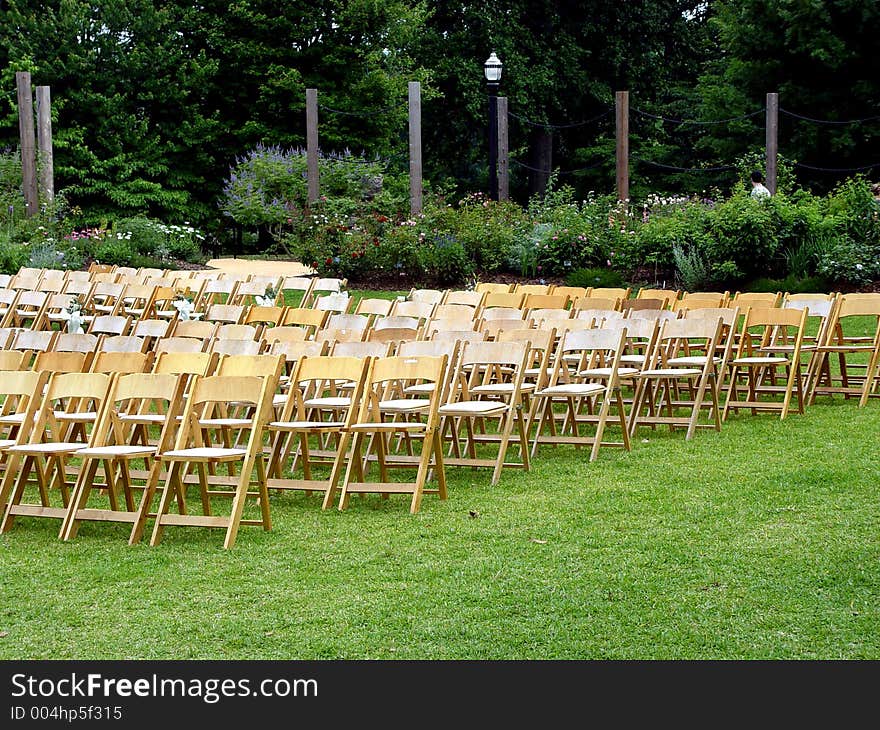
[305,88,319,204]
[615,90,629,202]
[497,96,509,202]
[16,71,39,216]
[36,85,54,204]
[487,81,499,200]
[765,92,779,195]
[408,81,423,216]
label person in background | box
[750,170,771,199]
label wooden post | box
[615,90,629,201]
[36,85,54,204]
[306,88,319,204]
[16,71,39,216]
[765,92,779,195]
[497,96,509,202]
[408,81,422,216]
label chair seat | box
[54,411,98,422]
[303,397,350,408]
[637,368,702,377]
[378,398,431,412]
[76,445,157,458]
[118,414,167,425]
[0,438,15,449]
[7,441,86,454]
[268,420,345,430]
[162,447,246,461]
[666,356,721,366]
[730,356,788,365]
[439,401,508,416]
[536,383,604,397]
[199,418,252,428]
[404,383,436,394]
[578,367,640,377]
[619,354,647,364]
[0,413,26,425]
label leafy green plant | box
[672,243,713,291]
[566,266,625,289]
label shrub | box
[566,266,625,289]
[672,243,713,291]
[706,190,780,281]
[417,234,473,286]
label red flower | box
[325,257,332,265]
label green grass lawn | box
[1,394,878,660]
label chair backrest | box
[215,323,259,341]
[209,338,263,356]
[171,318,218,340]
[98,335,147,353]
[432,303,477,322]
[441,290,485,308]
[152,350,218,377]
[0,350,27,370]
[314,292,352,314]
[523,293,568,311]
[327,313,370,332]
[282,355,370,425]
[0,369,48,440]
[262,325,309,345]
[574,308,624,326]
[88,314,131,337]
[281,307,328,333]
[572,296,621,312]
[590,287,631,301]
[480,306,524,322]
[623,298,664,313]
[32,350,89,374]
[330,340,392,358]
[514,283,553,296]
[390,299,436,322]
[354,297,394,319]
[636,288,680,308]
[54,332,100,354]
[482,291,525,309]
[474,282,513,294]
[374,315,420,331]
[89,350,154,374]
[731,291,782,309]
[131,318,173,341]
[279,276,315,306]
[204,303,245,324]
[408,288,446,306]
[154,336,207,354]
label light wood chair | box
[338,354,450,513]
[279,276,315,307]
[266,355,371,509]
[60,372,188,544]
[0,371,49,504]
[475,282,513,295]
[636,288,680,308]
[437,340,532,485]
[629,316,725,440]
[0,372,113,534]
[282,307,329,338]
[723,306,808,420]
[529,325,632,462]
[806,293,880,407]
[149,370,281,548]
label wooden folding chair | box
[441,290,485,308]
[149,371,281,548]
[87,314,132,338]
[807,293,880,407]
[314,292,352,315]
[266,355,371,509]
[90,351,154,375]
[629,316,725,440]
[98,335,148,354]
[338,354,449,514]
[437,340,532,485]
[0,370,49,502]
[3,290,49,329]
[0,372,113,534]
[636,288,680,309]
[723,306,809,420]
[408,288,446,306]
[529,325,632,462]
[204,303,245,325]
[279,276,315,307]
[60,372,188,544]
[474,282,513,295]
[281,307,328,338]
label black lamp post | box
[484,51,503,200]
